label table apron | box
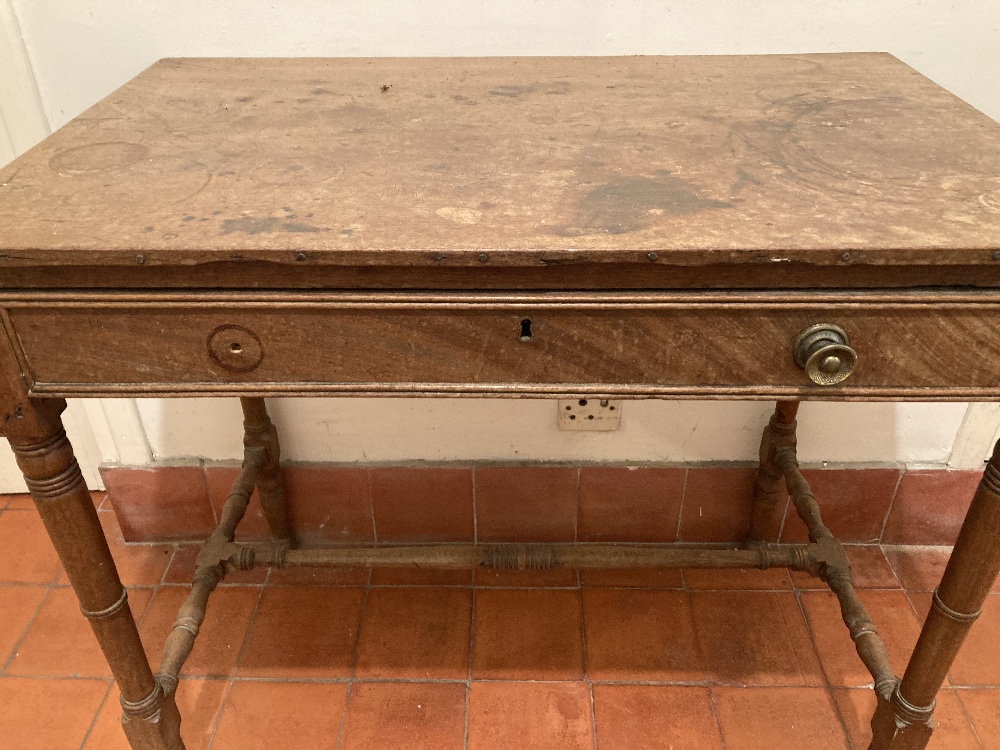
[4,296,1000,400]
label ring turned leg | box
[747,400,799,544]
[870,438,1000,749]
[8,400,183,750]
[239,397,291,545]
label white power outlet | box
[557,399,622,431]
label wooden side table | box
[3,54,1000,749]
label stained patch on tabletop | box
[282,222,321,233]
[555,170,729,236]
[490,85,533,98]
[220,217,321,235]
[726,95,948,199]
[489,82,571,99]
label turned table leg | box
[7,400,183,750]
[870,438,1000,749]
[747,400,799,543]
[239,397,291,545]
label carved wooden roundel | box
[207,324,264,372]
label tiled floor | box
[1,494,999,749]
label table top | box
[2,53,1000,279]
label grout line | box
[877,468,906,543]
[205,581,268,749]
[774,491,792,543]
[205,463,220,527]
[792,589,828,687]
[464,584,476,750]
[366,467,378,546]
[573,466,581,544]
[77,681,115,750]
[335,570,373,750]
[953,688,988,750]
[675,467,689,542]
[872,545,903,589]
[0,584,51,675]
[159,545,180,587]
[707,687,729,750]
[577,579,599,750]
[471,467,478,546]
[903,588,927,620]
[826,685,861,749]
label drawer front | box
[6,296,1000,399]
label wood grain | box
[2,54,1000,275]
[6,291,1000,398]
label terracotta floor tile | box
[143,586,260,677]
[467,681,594,750]
[780,468,901,544]
[579,567,684,588]
[692,591,824,686]
[205,464,270,540]
[84,678,228,750]
[3,494,34,510]
[801,590,922,687]
[685,566,792,590]
[908,590,934,621]
[370,466,474,542]
[791,545,900,590]
[714,686,849,749]
[0,677,109,750]
[950,594,1000,686]
[281,465,374,545]
[3,492,100,511]
[91,512,174,587]
[7,587,151,677]
[267,565,370,586]
[475,467,577,542]
[881,470,981,546]
[475,567,579,588]
[355,587,471,679]
[373,567,473,586]
[238,585,364,679]
[679,466,759,543]
[833,687,980,750]
[103,465,216,542]
[959,689,1000,750]
[577,466,685,542]
[473,589,583,680]
[593,684,723,749]
[212,680,348,750]
[0,585,46,666]
[884,546,952,592]
[341,681,466,750]
[164,544,268,585]
[583,589,703,681]
[0,511,63,584]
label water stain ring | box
[49,141,149,174]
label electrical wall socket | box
[557,399,622,431]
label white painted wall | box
[2,1,1000,490]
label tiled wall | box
[101,463,984,546]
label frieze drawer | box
[4,293,1000,399]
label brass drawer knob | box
[793,324,857,385]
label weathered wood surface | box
[2,54,1000,276]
